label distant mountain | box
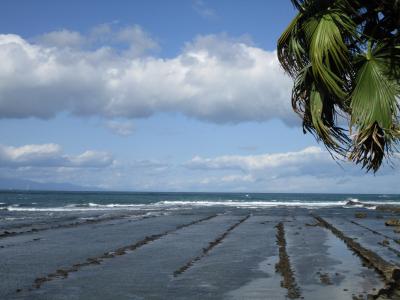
[0,177,102,191]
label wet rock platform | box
[1,206,400,299]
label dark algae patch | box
[355,212,367,219]
[275,222,301,299]
[173,214,251,277]
[318,272,332,285]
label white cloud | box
[0,31,294,124]
[35,29,85,48]
[68,150,114,168]
[182,147,400,192]
[0,143,114,168]
[221,174,255,183]
[106,120,135,136]
[35,24,159,55]
[0,143,63,166]
[185,146,331,175]
[114,25,159,56]
[0,145,399,193]
[192,0,218,20]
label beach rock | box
[346,200,375,209]
[381,239,390,246]
[385,219,400,226]
[319,273,332,285]
[377,205,400,213]
[355,212,367,219]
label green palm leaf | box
[278,13,307,77]
[350,45,400,171]
[306,12,353,99]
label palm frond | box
[349,47,400,171]
[309,84,349,154]
[291,65,350,155]
[277,13,307,78]
[307,12,353,99]
[277,0,400,172]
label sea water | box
[0,191,399,212]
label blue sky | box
[0,0,398,193]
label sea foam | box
[2,198,399,212]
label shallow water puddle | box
[224,255,286,299]
[319,228,384,299]
[323,216,400,267]
[285,217,384,300]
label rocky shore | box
[1,204,399,299]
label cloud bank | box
[0,29,294,124]
[1,143,398,193]
[183,147,400,192]
[0,144,114,168]
[186,147,330,175]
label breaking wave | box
[4,200,398,211]
[1,194,398,212]
[156,200,349,208]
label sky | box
[0,0,399,193]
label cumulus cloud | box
[185,147,335,176]
[182,147,400,192]
[0,143,114,168]
[35,29,85,48]
[114,25,159,56]
[35,24,159,54]
[0,31,294,124]
[1,145,399,192]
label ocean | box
[0,191,399,212]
